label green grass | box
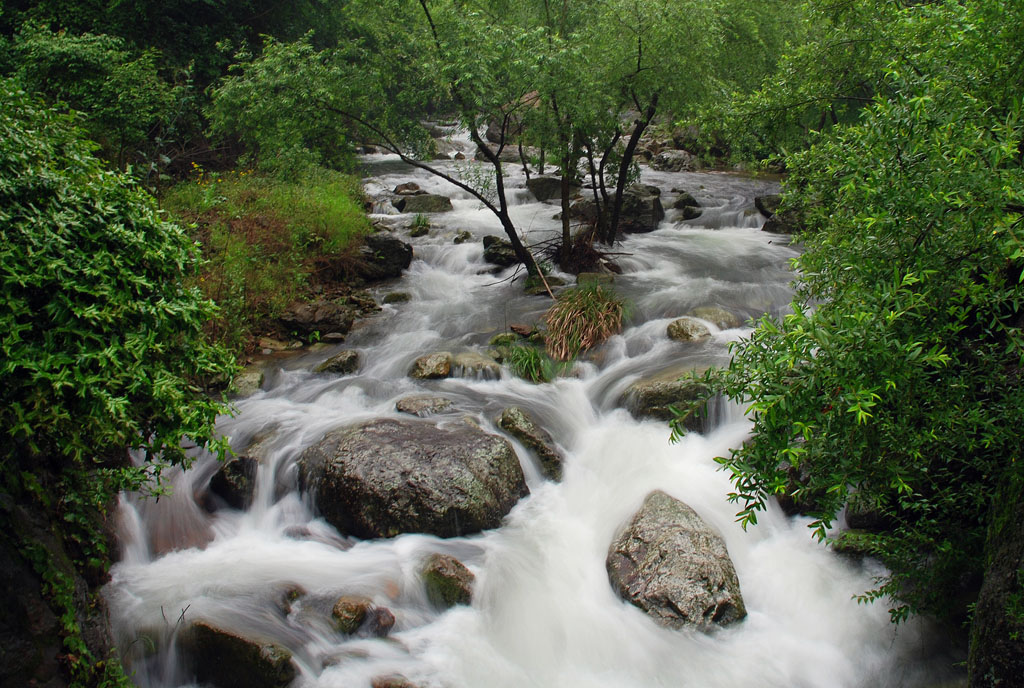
[163,166,371,353]
[543,285,626,361]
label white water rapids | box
[105,133,961,687]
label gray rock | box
[394,182,425,195]
[409,352,453,380]
[754,194,782,217]
[231,364,265,398]
[452,351,501,380]
[421,553,475,608]
[762,210,800,234]
[279,300,354,338]
[667,317,711,342]
[622,366,711,431]
[679,206,703,220]
[180,621,296,688]
[607,491,746,631]
[453,230,472,244]
[619,183,665,233]
[395,396,454,417]
[651,149,698,172]
[356,233,414,282]
[392,193,453,213]
[688,306,741,330]
[482,235,520,267]
[297,418,528,538]
[314,350,360,375]
[497,407,563,481]
[672,191,699,209]
[526,175,579,202]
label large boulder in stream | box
[392,193,453,213]
[607,490,746,631]
[482,235,520,267]
[279,299,354,338]
[651,149,699,172]
[297,418,528,538]
[355,233,414,282]
[526,175,579,202]
[619,184,665,233]
[180,620,297,688]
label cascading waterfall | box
[104,133,961,688]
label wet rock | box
[667,317,711,342]
[280,299,355,338]
[231,363,265,398]
[607,490,746,631]
[395,395,454,417]
[762,209,800,235]
[488,332,520,347]
[679,205,703,220]
[392,193,453,213]
[208,456,258,510]
[314,350,360,375]
[332,595,370,634]
[180,621,296,688]
[688,306,741,330]
[383,292,411,304]
[297,418,528,538]
[409,352,453,380]
[394,182,425,195]
[372,676,420,688]
[526,175,579,202]
[356,233,414,282]
[409,224,429,238]
[754,194,782,217]
[453,230,472,244]
[497,407,563,481]
[364,606,396,637]
[651,149,699,172]
[421,553,475,609]
[524,274,566,296]
[482,235,519,267]
[452,351,502,379]
[622,366,711,431]
[509,323,538,338]
[672,191,699,209]
[619,183,665,233]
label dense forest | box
[1,0,1021,686]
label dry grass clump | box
[543,285,625,361]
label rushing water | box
[105,133,962,688]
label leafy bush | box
[0,78,234,683]
[543,285,625,360]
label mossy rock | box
[332,595,371,634]
[180,621,296,688]
[489,332,520,347]
[383,292,411,304]
[314,350,360,375]
[409,352,453,379]
[421,553,475,609]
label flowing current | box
[105,133,960,688]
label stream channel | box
[105,130,961,688]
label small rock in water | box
[314,350,360,375]
[409,352,453,379]
[687,306,741,330]
[395,395,454,417]
[667,317,710,342]
[332,596,371,634]
[421,552,475,608]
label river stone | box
[296,418,528,538]
[395,395,454,417]
[619,183,665,233]
[180,621,296,688]
[356,233,414,281]
[754,194,782,217]
[497,407,563,481]
[667,317,711,342]
[607,490,746,631]
[332,595,371,634]
[688,306,741,330]
[409,352,453,379]
[482,235,519,267]
[762,209,800,235]
[622,366,711,431]
[453,230,472,244]
[392,193,453,213]
[314,350,360,375]
[672,191,699,209]
[383,292,411,304]
[651,149,698,172]
[452,351,501,380]
[421,553,475,608]
[280,299,355,338]
[372,676,419,688]
[208,456,258,510]
[231,363,265,397]
[394,182,425,195]
[526,175,579,202]
[679,205,703,220]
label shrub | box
[543,285,626,361]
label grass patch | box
[163,166,371,353]
[543,285,626,361]
[503,344,570,383]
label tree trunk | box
[604,94,658,244]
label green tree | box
[0,78,235,684]
[684,0,1023,680]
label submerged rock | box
[297,418,528,538]
[452,351,501,379]
[688,306,741,330]
[622,366,711,431]
[607,491,746,631]
[314,350,360,375]
[497,406,563,481]
[180,621,296,688]
[421,553,475,609]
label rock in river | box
[297,418,528,538]
[607,490,746,632]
